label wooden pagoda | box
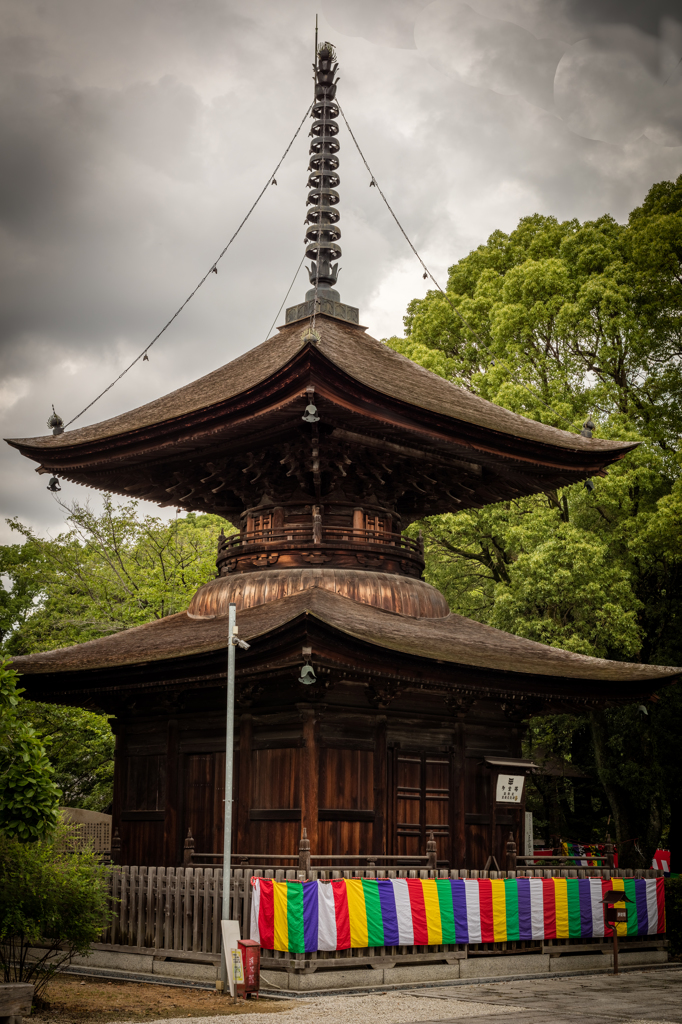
[7,42,680,871]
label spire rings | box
[305,205,340,224]
[306,187,340,206]
[309,136,339,155]
[305,240,342,261]
[307,171,340,189]
[310,119,340,137]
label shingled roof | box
[12,588,678,696]
[7,316,633,457]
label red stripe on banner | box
[656,877,666,933]
[406,879,429,944]
[332,879,351,949]
[478,879,494,943]
[258,879,274,949]
[542,879,556,939]
[600,878,613,936]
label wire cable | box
[337,101,576,430]
[64,104,313,430]
[264,254,306,342]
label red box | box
[237,939,260,998]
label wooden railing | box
[100,862,666,972]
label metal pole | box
[613,927,619,975]
[220,602,237,993]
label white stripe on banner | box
[646,878,658,935]
[317,881,337,951]
[464,879,482,944]
[589,879,605,938]
[528,878,544,940]
[392,879,414,945]
[250,879,260,944]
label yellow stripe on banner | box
[422,880,443,944]
[490,879,507,942]
[345,878,369,948]
[553,878,569,939]
[610,877,627,936]
[273,880,288,952]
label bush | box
[0,820,112,1004]
[0,658,61,839]
[667,877,682,958]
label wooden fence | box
[101,860,665,972]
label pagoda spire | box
[286,41,360,328]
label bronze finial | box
[285,42,360,327]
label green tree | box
[0,659,61,840]
[17,703,115,812]
[2,498,231,656]
[386,175,682,868]
[0,819,111,1005]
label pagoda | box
[7,42,679,871]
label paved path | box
[400,967,682,1024]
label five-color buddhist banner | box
[250,876,665,953]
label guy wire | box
[64,103,313,430]
[337,101,575,431]
[265,254,306,341]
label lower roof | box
[11,588,679,694]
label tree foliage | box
[2,498,231,656]
[1,501,231,813]
[0,659,61,841]
[387,175,682,868]
[0,819,111,1004]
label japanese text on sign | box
[496,774,524,803]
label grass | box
[31,975,291,1024]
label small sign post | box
[601,889,632,975]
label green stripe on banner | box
[567,879,582,938]
[362,879,385,947]
[623,879,638,936]
[436,879,457,943]
[286,881,305,953]
[503,879,520,941]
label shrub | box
[0,658,61,839]
[666,876,682,958]
[0,820,112,1005]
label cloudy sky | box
[1,0,681,543]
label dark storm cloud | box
[1,0,681,542]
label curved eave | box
[6,317,635,474]
[11,589,679,703]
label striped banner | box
[250,876,666,953]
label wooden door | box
[393,751,451,864]
[183,752,225,855]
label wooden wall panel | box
[319,748,373,810]
[183,752,225,855]
[318,820,373,855]
[119,820,165,865]
[251,747,301,809]
[124,754,166,811]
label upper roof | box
[5,317,637,521]
[11,587,678,701]
[9,316,630,455]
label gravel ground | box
[109,992,525,1024]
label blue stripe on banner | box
[517,876,532,940]
[451,879,469,943]
[635,878,648,936]
[578,879,593,937]
[377,879,400,946]
[303,880,319,952]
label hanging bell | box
[423,271,428,279]
[271,178,277,186]
[143,353,149,361]
[298,662,317,685]
[584,478,595,492]
[581,417,594,438]
[47,405,64,436]
[47,476,61,492]
[302,402,320,424]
